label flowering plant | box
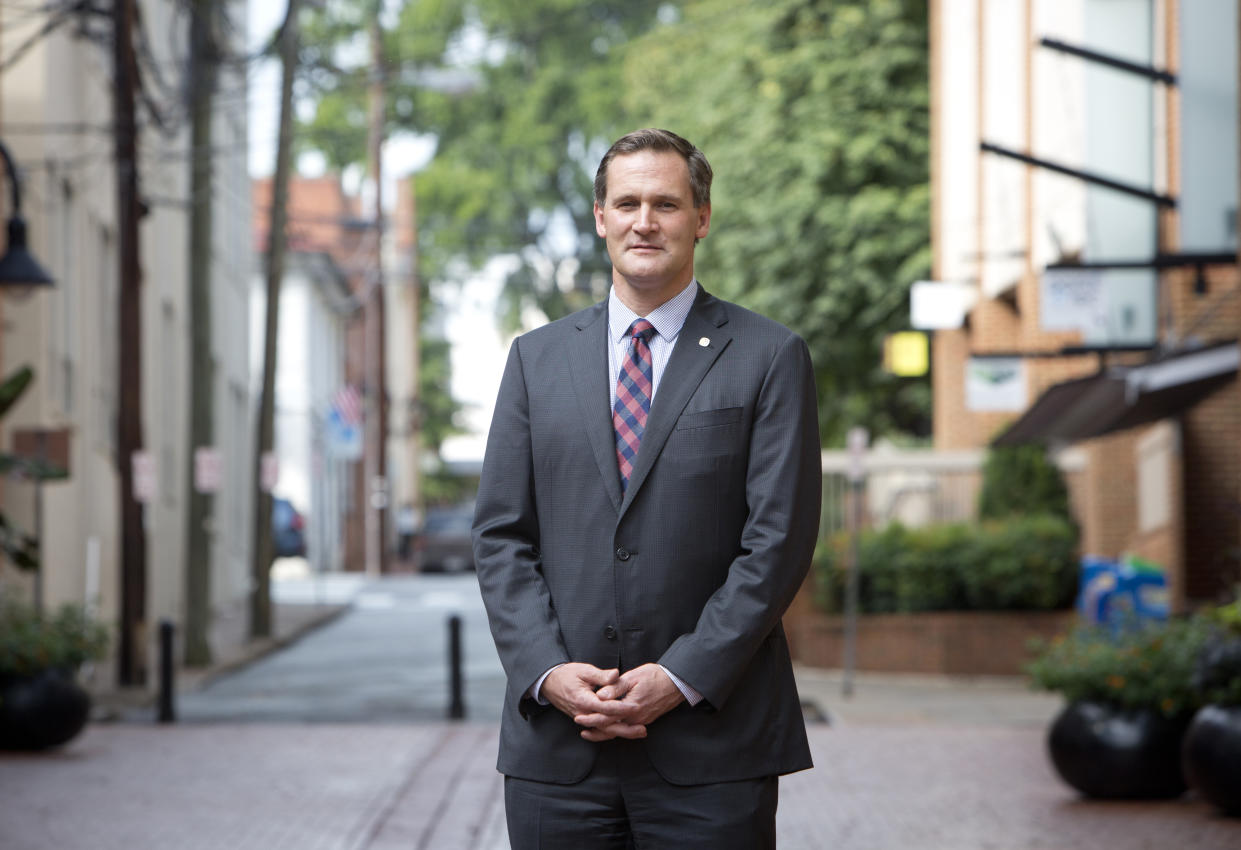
[1026,616,1209,718]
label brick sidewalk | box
[3,721,1238,849]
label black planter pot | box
[1047,700,1190,799]
[1182,704,1241,817]
[0,668,91,751]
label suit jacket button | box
[604,626,617,640]
[616,547,630,561]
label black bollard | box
[158,619,176,723]
[448,614,465,720]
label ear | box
[594,202,607,238]
[695,203,711,240]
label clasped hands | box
[542,662,685,742]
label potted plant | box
[0,596,108,749]
[0,365,108,750]
[1027,617,1207,799]
[1181,595,1241,816]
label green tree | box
[300,0,933,447]
[403,0,672,327]
[623,0,931,444]
[296,0,467,498]
[417,319,472,505]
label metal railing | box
[819,445,1087,538]
[820,448,985,538]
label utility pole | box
[406,178,422,525]
[183,0,218,666]
[364,0,389,576]
[251,0,301,638]
[113,0,147,688]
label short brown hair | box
[593,128,713,208]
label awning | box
[993,341,1239,446]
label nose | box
[634,204,656,233]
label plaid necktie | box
[613,318,656,491]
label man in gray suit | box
[473,128,821,848]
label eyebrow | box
[610,192,685,205]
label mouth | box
[629,243,661,252]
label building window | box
[1178,0,1239,253]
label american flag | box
[332,384,364,426]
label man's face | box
[594,150,711,302]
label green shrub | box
[891,522,972,612]
[0,596,110,677]
[961,514,1080,610]
[815,514,1078,614]
[978,442,1072,521]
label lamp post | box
[0,139,54,290]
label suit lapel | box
[619,290,731,517]
[568,302,623,511]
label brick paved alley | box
[3,718,1239,849]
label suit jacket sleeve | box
[471,338,569,710]
[658,332,821,709]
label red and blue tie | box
[614,319,656,491]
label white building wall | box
[980,0,1028,297]
[251,253,349,575]
[0,0,253,687]
[1,5,130,689]
[210,1,254,611]
[934,0,979,287]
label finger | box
[569,690,627,717]
[595,682,630,701]
[575,698,635,719]
[600,722,646,740]
[579,670,620,690]
[580,722,645,742]
[573,709,634,727]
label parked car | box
[414,502,475,573]
[271,497,307,558]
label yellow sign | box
[883,332,928,377]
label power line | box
[0,0,90,73]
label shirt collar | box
[608,279,699,344]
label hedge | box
[814,513,1079,614]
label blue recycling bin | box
[1078,555,1169,629]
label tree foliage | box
[297,0,933,446]
[978,442,1073,522]
[402,0,671,328]
[622,0,931,443]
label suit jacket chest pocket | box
[669,406,745,465]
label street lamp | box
[0,139,53,290]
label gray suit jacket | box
[472,285,821,785]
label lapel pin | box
[699,337,710,347]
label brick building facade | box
[929,0,1240,609]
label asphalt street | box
[177,573,506,723]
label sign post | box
[842,426,868,698]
